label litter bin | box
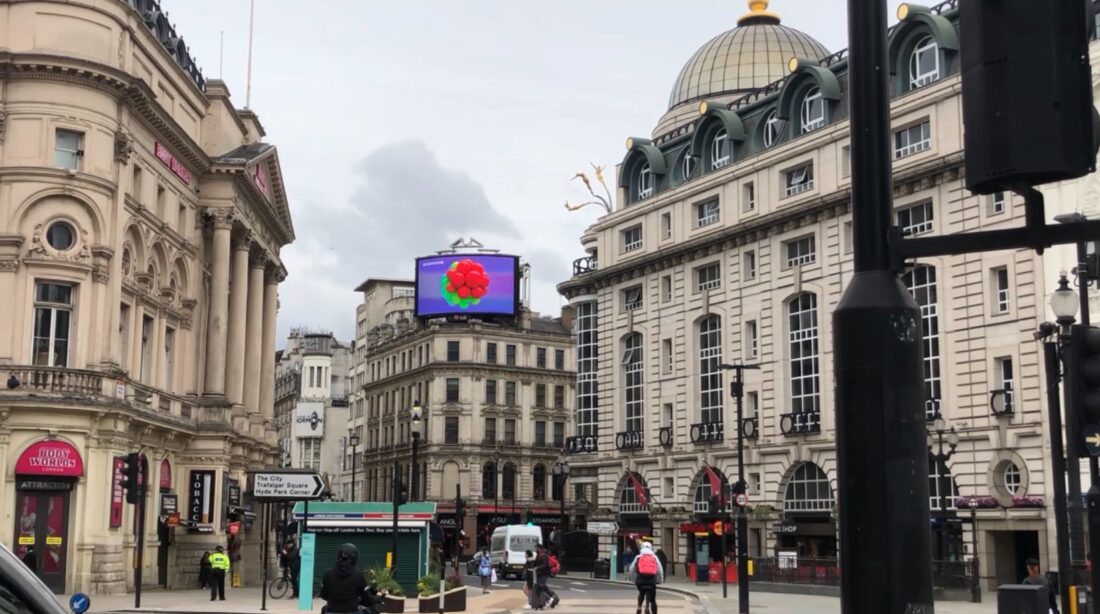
[593,558,610,579]
[996,584,1048,613]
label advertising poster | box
[110,457,124,528]
[415,255,518,317]
[188,470,215,526]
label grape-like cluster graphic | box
[441,259,490,309]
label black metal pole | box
[261,502,269,611]
[1046,342,1073,612]
[718,489,728,599]
[392,460,400,573]
[1075,239,1100,610]
[1061,329,1087,578]
[734,368,749,611]
[134,481,145,608]
[351,442,357,502]
[834,1,933,612]
[969,502,981,603]
[412,433,420,503]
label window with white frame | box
[711,129,731,169]
[622,285,643,311]
[54,129,84,170]
[299,439,322,470]
[785,163,814,196]
[993,267,1010,313]
[763,110,783,148]
[747,391,759,419]
[785,235,816,267]
[903,266,942,420]
[661,275,672,302]
[894,120,931,159]
[990,191,1006,216]
[841,145,851,177]
[576,301,599,438]
[623,225,642,252]
[1002,462,1022,495]
[897,200,934,236]
[928,456,957,511]
[696,198,720,227]
[745,320,758,359]
[32,282,73,367]
[661,212,672,239]
[789,293,820,415]
[699,315,723,424]
[696,262,721,291]
[624,333,644,434]
[637,163,655,200]
[801,87,825,133]
[742,182,755,212]
[909,36,941,89]
[995,356,1014,413]
[681,151,696,181]
[783,463,833,512]
[662,339,673,374]
[505,381,517,406]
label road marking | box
[570,587,587,593]
[570,581,588,586]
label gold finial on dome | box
[738,0,781,26]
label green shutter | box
[311,532,422,596]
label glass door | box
[13,490,70,593]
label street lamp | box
[926,417,959,569]
[349,431,360,501]
[552,461,571,572]
[1052,273,1080,326]
[411,401,422,502]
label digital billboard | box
[415,254,519,318]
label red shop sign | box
[15,440,84,477]
[159,459,172,489]
[154,142,193,185]
[110,457,125,528]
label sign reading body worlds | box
[252,471,325,502]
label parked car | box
[0,542,79,614]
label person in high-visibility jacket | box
[209,546,230,601]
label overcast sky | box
[164,1,851,345]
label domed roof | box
[667,1,830,110]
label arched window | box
[903,265,941,420]
[800,87,825,133]
[1002,461,1022,495]
[619,473,649,513]
[763,110,783,149]
[711,129,731,170]
[624,333,644,433]
[699,316,723,424]
[482,462,497,499]
[680,150,696,182]
[783,463,833,513]
[909,35,940,89]
[788,294,820,415]
[502,462,517,501]
[533,464,546,501]
[636,163,655,200]
[693,468,728,514]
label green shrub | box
[366,565,404,597]
[415,572,456,597]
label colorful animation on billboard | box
[440,259,490,309]
[416,254,518,317]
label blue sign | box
[297,533,316,611]
[69,593,90,614]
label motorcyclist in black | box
[320,544,368,614]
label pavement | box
[57,572,1006,614]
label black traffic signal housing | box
[455,497,467,520]
[395,479,408,505]
[120,452,141,504]
[732,480,747,496]
[1070,324,1100,454]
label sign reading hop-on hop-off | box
[251,470,325,502]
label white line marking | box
[570,587,587,593]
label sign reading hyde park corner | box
[251,470,325,502]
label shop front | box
[475,510,520,548]
[770,516,837,558]
[616,514,653,573]
[680,521,735,583]
[12,438,84,594]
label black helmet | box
[337,543,359,565]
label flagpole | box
[245,0,255,108]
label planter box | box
[417,586,467,612]
[378,595,406,613]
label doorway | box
[157,519,170,587]
[13,490,71,593]
[990,530,1040,587]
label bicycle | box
[267,568,293,599]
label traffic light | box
[1069,324,1100,454]
[455,497,467,520]
[120,452,141,504]
[732,480,747,496]
[395,479,408,505]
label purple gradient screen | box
[415,255,518,317]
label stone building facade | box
[0,0,293,594]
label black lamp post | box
[349,431,360,501]
[553,461,570,572]
[719,363,758,611]
[411,401,422,502]
[926,417,959,570]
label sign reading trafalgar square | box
[251,470,325,502]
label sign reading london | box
[251,470,325,502]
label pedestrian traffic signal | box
[1069,324,1100,449]
[120,452,141,504]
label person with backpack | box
[533,544,560,609]
[628,541,664,614]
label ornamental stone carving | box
[206,208,235,230]
[114,130,133,163]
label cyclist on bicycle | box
[284,538,301,598]
[320,543,368,614]
[628,541,663,614]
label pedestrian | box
[22,547,37,573]
[477,547,493,594]
[654,548,668,577]
[199,551,211,589]
[622,544,637,573]
[320,544,368,614]
[285,538,302,598]
[208,545,230,601]
[533,544,559,609]
[628,541,663,614]
[1021,557,1058,614]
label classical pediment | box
[210,143,295,245]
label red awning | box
[15,439,84,477]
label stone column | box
[0,236,24,363]
[225,233,251,404]
[243,252,265,413]
[259,268,280,423]
[203,209,233,396]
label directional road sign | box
[1085,425,1100,457]
[69,593,91,614]
[251,470,325,502]
[587,521,618,536]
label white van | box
[489,524,542,580]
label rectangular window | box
[843,221,853,255]
[535,421,547,446]
[156,185,167,219]
[662,339,673,374]
[537,347,547,368]
[486,342,498,364]
[54,129,83,169]
[696,198,720,227]
[177,203,187,232]
[696,262,721,291]
[485,379,497,405]
[661,212,672,239]
[841,145,851,178]
[554,349,564,370]
[504,419,517,444]
[553,422,565,447]
[661,275,672,302]
[894,120,931,159]
[622,285,643,311]
[745,320,758,359]
[747,391,759,419]
[993,267,1010,313]
[445,417,459,444]
[505,381,517,406]
[554,385,565,409]
[118,303,131,369]
[575,301,599,438]
[784,163,814,197]
[785,235,816,267]
[742,182,756,212]
[485,418,497,444]
[897,200,934,236]
[33,283,73,367]
[990,191,1006,216]
[132,165,144,201]
[623,225,643,252]
[506,344,517,366]
[139,315,154,384]
[445,378,459,403]
[535,383,547,407]
[743,250,757,279]
[447,340,460,362]
[996,357,1014,413]
[163,327,176,391]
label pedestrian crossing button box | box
[995,583,1047,613]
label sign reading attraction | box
[154,142,193,184]
[15,440,84,477]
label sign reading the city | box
[587,521,618,535]
[154,142,193,184]
[251,470,325,502]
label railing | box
[565,434,599,454]
[4,366,104,396]
[572,256,598,275]
[780,411,821,435]
[658,426,673,447]
[689,421,724,444]
[615,430,644,451]
[754,557,840,587]
[619,502,650,514]
[740,417,758,439]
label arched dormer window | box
[678,150,697,184]
[621,137,667,204]
[762,110,783,149]
[909,36,940,89]
[800,87,824,133]
[890,6,958,93]
[711,129,731,170]
[637,163,654,200]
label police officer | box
[209,545,230,601]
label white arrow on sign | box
[587,521,618,535]
[252,471,325,501]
